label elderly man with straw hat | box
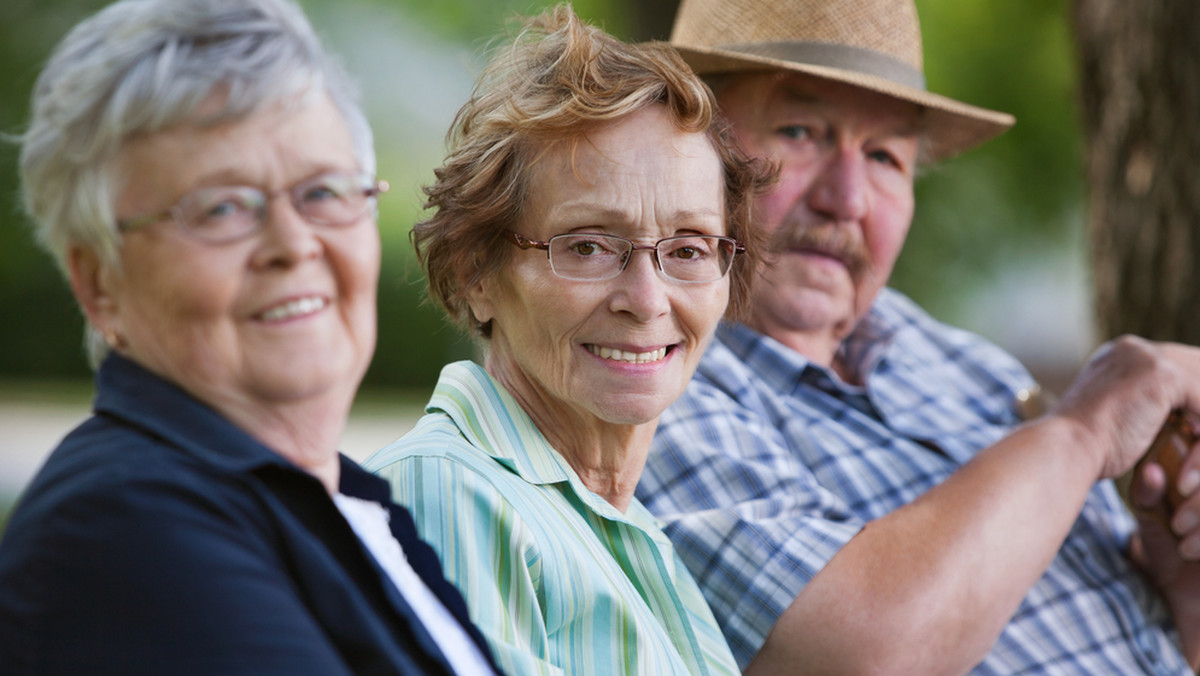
[637,0,1200,673]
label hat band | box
[717,41,927,90]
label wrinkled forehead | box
[718,71,925,137]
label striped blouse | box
[363,361,740,676]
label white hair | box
[19,0,375,365]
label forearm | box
[745,415,1103,676]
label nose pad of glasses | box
[619,246,664,275]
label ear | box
[465,275,495,327]
[67,246,121,334]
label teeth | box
[260,296,327,321]
[587,344,668,364]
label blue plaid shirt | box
[637,288,1190,674]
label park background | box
[0,0,1087,516]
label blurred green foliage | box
[904,0,1082,319]
[0,0,1081,389]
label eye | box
[868,148,900,167]
[192,191,257,225]
[777,125,812,141]
[570,240,603,256]
[662,237,715,260]
[553,234,624,260]
[299,177,350,204]
[672,246,701,260]
[204,200,245,219]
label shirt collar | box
[94,352,374,496]
[427,361,671,533]
[717,288,913,392]
[427,360,573,485]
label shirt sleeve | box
[638,377,864,667]
[0,471,356,676]
[374,451,566,676]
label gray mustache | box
[770,224,871,278]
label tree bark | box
[1073,0,1200,343]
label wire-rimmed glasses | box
[507,231,743,283]
[117,172,389,244]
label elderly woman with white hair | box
[0,1,500,674]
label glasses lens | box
[295,173,375,226]
[179,187,264,242]
[548,234,630,281]
[658,236,735,282]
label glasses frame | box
[116,172,389,244]
[506,230,744,283]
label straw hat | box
[670,0,1014,161]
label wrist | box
[1029,413,1110,481]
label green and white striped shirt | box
[364,361,740,676]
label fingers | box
[1176,511,1200,560]
[1174,414,1200,498]
[1172,434,1200,560]
[1133,461,1167,509]
[1156,343,1200,424]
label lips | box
[257,295,328,322]
[585,344,669,364]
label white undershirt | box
[333,493,494,675]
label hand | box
[1052,336,1200,480]
[1130,459,1200,669]
[1132,415,1200,558]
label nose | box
[251,195,322,268]
[609,248,670,321]
[807,147,869,222]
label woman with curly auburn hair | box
[365,5,774,675]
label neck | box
[743,315,869,385]
[549,422,655,514]
[749,318,842,366]
[213,391,352,495]
[485,355,655,514]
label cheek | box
[866,190,914,272]
[756,161,816,230]
[340,228,381,289]
[121,251,236,335]
[682,282,730,341]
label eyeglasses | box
[506,231,744,283]
[117,171,389,243]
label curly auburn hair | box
[414,4,775,337]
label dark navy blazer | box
[0,353,500,675]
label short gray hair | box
[19,0,374,364]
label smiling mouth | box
[586,344,669,364]
[258,296,328,322]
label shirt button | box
[1014,385,1047,420]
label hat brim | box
[674,44,1015,162]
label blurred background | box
[0,0,1087,510]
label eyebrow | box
[549,204,725,232]
[774,86,923,140]
[776,87,821,108]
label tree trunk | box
[1073,1,1200,343]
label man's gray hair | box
[19,0,374,364]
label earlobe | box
[68,246,121,338]
[466,278,495,326]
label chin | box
[592,391,675,427]
[253,351,364,405]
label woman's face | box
[94,94,379,417]
[470,104,729,429]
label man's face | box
[717,73,921,359]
